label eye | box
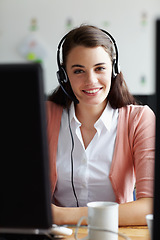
[73,69,84,74]
[95,66,106,72]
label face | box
[66,45,112,108]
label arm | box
[119,197,153,226]
[51,197,153,226]
[51,204,88,226]
[117,106,155,226]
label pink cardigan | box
[46,101,155,204]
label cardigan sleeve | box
[46,101,63,196]
[129,105,155,199]
[109,105,155,203]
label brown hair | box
[48,24,137,108]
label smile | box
[83,88,102,94]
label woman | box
[46,25,155,226]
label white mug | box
[146,214,153,240]
[75,201,121,240]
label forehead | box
[66,45,112,65]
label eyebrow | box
[71,63,106,68]
[71,64,85,68]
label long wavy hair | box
[48,24,137,108]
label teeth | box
[85,89,99,94]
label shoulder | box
[46,100,63,113]
[117,105,155,138]
[45,101,63,125]
[46,101,63,118]
[119,104,155,124]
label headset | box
[56,28,121,104]
[56,32,79,104]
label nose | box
[85,70,98,84]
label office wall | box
[0,0,160,95]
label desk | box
[64,226,150,240]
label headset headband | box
[57,28,120,76]
[57,33,68,69]
[100,29,120,74]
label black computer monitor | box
[0,63,52,235]
[153,19,160,240]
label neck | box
[75,101,107,127]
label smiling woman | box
[50,24,135,108]
[47,24,155,227]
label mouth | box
[82,87,103,94]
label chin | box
[83,99,107,107]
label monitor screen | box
[0,63,52,234]
[153,19,160,240]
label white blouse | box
[53,102,119,207]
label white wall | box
[0,0,160,95]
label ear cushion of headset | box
[57,67,68,83]
[60,67,68,83]
[112,59,117,78]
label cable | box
[74,225,131,240]
[67,108,79,207]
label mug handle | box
[74,216,88,240]
[74,216,131,240]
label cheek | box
[68,72,82,89]
[68,77,80,92]
[101,74,112,87]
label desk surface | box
[64,226,150,240]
